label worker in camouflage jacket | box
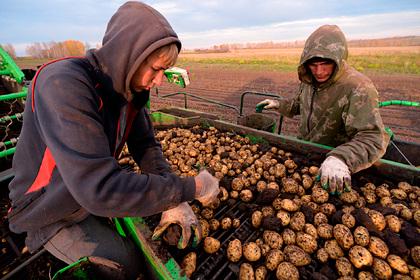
[257,25,390,195]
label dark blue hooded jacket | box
[8,1,195,252]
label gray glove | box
[194,170,219,207]
[152,202,201,249]
[319,156,352,195]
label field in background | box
[178,46,420,74]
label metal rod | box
[0,147,16,158]
[0,89,27,101]
[390,140,414,167]
[0,113,23,124]
[0,248,47,280]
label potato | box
[385,215,401,233]
[263,230,283,249]
[312,187,329,204]
[336,256,354,277]
[203,237,220,254]
[243,242,262,262]
[282,228,296,245]
[232,177,244,191]
[320,203,336,216]
[256,180,267,192]
[201,208,214,220]
[375,185,391,198]
[232,218,241,228]
[276,210,291,226]
[199,219,210,239]
[255,266,267,280]
[260,243,271,257]
[239,263,254,280]
[265,249,284,271]
[220,217,232,230]
[261,206,275,217]
[219,186,229,201]
[358,271,374,280]
[324,240,344,260]
[289,212,305,231]
[209,219,220,231]
[334,224,354,250]
[317,248,329,263]
[391,188,407,200]
[308,166,319,175]
[252,211,263,228]
[372,258,392,280]
[282,177,299,194]
[267,182,280,192]
[411,246,420,266]
[304,223,318,239]
[348,245,373,269]
[276,262,300,280]
[296,232,317,254]
[340,190,359,204]
[368,236,389,259]
[368,210,386,231]
[283,245,311,266]
[314,212,329,227]
[353,226,370,247]
[317,223,334,239]
[341,213,356,229]
[227,238,242,262]
[280,199,299,212]
[240,189,253,202]
[230,190,239,199]
[413,210,420,227]
[386,254,409,274]
[181,252,196,278]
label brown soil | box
[151,65,420,143]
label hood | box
[88,1,181,101]
[298,25,348,85]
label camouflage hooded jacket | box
[277,25,390,173]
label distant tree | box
[25,40,86,58]
[1,43,17,58]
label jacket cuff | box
[181,176,196,203]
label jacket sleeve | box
[127,108,172,175]
[327,84,390,173]
[277,86,301,117]
[35,70,195,218]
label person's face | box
[130,55,170,92]
[308,60,335,83]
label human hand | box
[256,99,280,110]
[318,156,351,195]
[194,170,219,207]
[152,202,201,249]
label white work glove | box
[194,170,219,207]
[318,156,352,195]
[152,202,201,249]
[256,99,280,110]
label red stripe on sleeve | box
[26,148,56,194]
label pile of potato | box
[151,125,420,279]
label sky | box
[1,0,420,56]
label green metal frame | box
[0,46,25,84]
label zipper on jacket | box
[307,86,317,132]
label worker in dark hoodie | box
[8,1,219,278]
[257,25,390,195]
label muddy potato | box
[308,166,319,176]
[252,210,263,228]
[368,236,389,259]
[243,242,262,262]
[255,266,267,280]
[203,237,220,254]
[283,245,312,266]
[302,174,313,189]
[199,219,210,238]
[375,185,391,198]
[219,187,229,201]
[182,252,197,278]
[260,243,271,257]
[282,228,296,245]
[232,218,241,228]
[220,217,232,230]
[324,239,344,260]
[413,210,420,227]
[314,212,329,227]
[400,208,413,221]
[372,258,392,280]
[342,213,356,229]
[263,230,283,249]
[231,177,244,191]
[304,223,318,239]
[368,210,386,231]
[334,224,354,250]
[267,182,280,192]
[320,203,336,216]
[385,215,401,233]
[392,275,412,280]
[391,188,407,200]
[240,189,253,202]
[201,208,214,220]
[265,249,285,271]
[276,210,291,226]
[276,261,300,280]
[209,219,220,231]
[358,271,374,280]
[280,199,299,212]
[296,232,317,254]
[227,238,242,262]
[261,206,275,217]
[336,257,354,277]
[256,181,267,192]
[289,212,305,231]
[317,223,333,239]
[317,248,329,263]
[387,254,409,274]
[339,189,359,204]
[353,226,370,247]
[312,187,329,204]
[282,177,299,194]
[348,245,373,269]
[239,263,255,280]
[411,246,420,266]
[230,190,239,199]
